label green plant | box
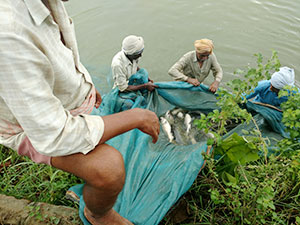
[279,87,300,142]
[194,51,281,146]
[175,52,300,225]
[0,146,82,206]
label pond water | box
[65,0,300,93]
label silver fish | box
[165,110,175,124]
[171,108,183,116]
[160,117,174,142]
[173,126,185,145]
[177,112,184,119]
[184,113,192,134]
[190,136,197,144]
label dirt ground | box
[0,194,82,225]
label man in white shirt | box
[0,0,159,224]
[112,35,157,92]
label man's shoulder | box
[178,51,195,63]
[183,51,195,58]
[258,80,271,85]
[111,51,127,67]
[112,51,122,63]
[257,80,271,90]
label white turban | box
[122,35,144,55]
[271,66,295,90]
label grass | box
[0,145,82,207]
[1,142,300,225]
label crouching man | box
[0,1,160,224]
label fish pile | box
[160,108,214,145]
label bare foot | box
[84,207,133,225]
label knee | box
[87,146,126,194]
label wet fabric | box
[70,69,286,225]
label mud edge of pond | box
[0,194,82,225]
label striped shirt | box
[0,0,104,157]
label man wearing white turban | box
[111,35,157,92]
[246,66,296,107]
[168,39,223,93]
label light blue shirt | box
[246,80,288,107]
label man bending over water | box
[168,39,223,93]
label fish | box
[187,126,198,144]
[177,112,184,119]
[160,117,174,142]
[173,126,185,145]
[184,113,192,134]
[171,108,183,116]
[165,110,174,124]
[190,135,197,144]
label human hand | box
[187,78,200,86]
[148,77,154,83]
[136,108,160,143]
[209,81,220,93]
[95,89,102,108]
[144,82,158,91]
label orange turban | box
[194,39,214,54]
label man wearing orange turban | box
[168,39,223,93]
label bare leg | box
[51,108,160,224]
[51,144,133,224]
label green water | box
[65,0,300,93]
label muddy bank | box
[0,194,82,225]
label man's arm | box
[209,80,220,93]
[111,65,130,92]
[125,83,158,92]
[168,54,190,82]
[210,53,223,92]
[246,85,261,100]
[99,108,159,144]
[95,89,102,108]
[112,64,157,92]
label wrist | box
[131,108,146,128]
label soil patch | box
[0,194,82,225]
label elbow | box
[168,68,173,77]
[118,84,128,92]
[168,67,177,77]
[168,69,179,81]
[216,71,223,82]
